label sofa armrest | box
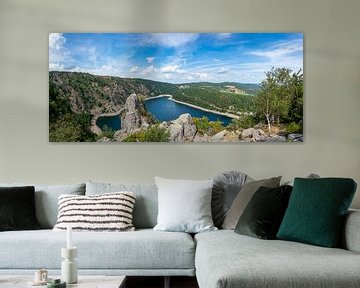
[342,209,360,253]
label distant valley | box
[49,71,259,117]
[49,70,302,143]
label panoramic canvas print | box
[49,33,303,142]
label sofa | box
[0,180,360,288]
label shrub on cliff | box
[95,125,115,141]
[49,113,95,142]
[123,125,170,142]
[228,115,257,131]
[286,122,302,134]
[193,117,224,136]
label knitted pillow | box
[53,192,135,231]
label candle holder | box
[61,247,78,284]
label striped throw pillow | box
[53,192,136,231]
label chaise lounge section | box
[195,217,360,288]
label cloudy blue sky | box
[49,33,303,84]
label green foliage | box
[170,87,255,114]
[287,71,303,124]
[95,125,115,141]
[286,122,302,134]
[123,125,170,142]
[49,114,83,142]
[193,117,225,136]
[255,67,303,132]
[49,112,95,142]
[49,71,259,121]
[228,115,257,131]
[49,82,71,123]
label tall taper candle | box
[67,225,72,249]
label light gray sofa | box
[195,212,360,288]
[0,181,195,279]
[0,181,360,288]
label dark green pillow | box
[277,178,357,247]
[235,185,292,239]
[0,186,41,231]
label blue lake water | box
[95,96,233,131]
[144,97,233,126]
[96,115,121,131]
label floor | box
[126,276,199,288]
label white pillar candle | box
[67,225,72,249]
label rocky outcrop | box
[288,133,303,142]
[90,116,102,136]
[210,130,239,142]
[241,128,266,141]
[167,113,197,142]
[97,137,112,142]
[121,93,147,133]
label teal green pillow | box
[277,178,357,247]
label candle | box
[67,225,72,249]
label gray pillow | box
[153,177,217,233]
[222,176,281,230]
[86,181,158,229]
[0,183,85,228]
[212,171,251,228]
[284,173,320,186]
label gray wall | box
[0,0,359,208]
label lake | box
[96,115,121,131]
[95,96,233,131]
[145,96,233,126]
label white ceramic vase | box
[61,247,78,284]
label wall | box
[0,0,359,207]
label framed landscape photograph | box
[49,33,303,143]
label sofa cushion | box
[195,230,360,288]
[86,182,158,229]
[0,229,195,271]
[0,183,85,229]
[154,177,216,233]
[53,192,136,232]
[234,185,292,239]
[0,186,40,231]
[277,178,357,247]
[212,171,251,228]
[222,176,281,229]
[342,209,360,253]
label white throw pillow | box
[53,192,135,232]
[153,177,217,233]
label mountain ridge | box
[49,71,258,118]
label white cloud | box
[250,39,303,59]
[217,68,229,74]
[160,64,187,75]
[49,62,65,71]
[194,72,208,79]
[146,57,155,63]
[49,33,66,50]
[160,65,179,73]
[139,65,157,76]
[130,66,139,73]
[100,65,118,75]
[49,33,67,69]
[145,33,199,48]
[215,33,232,40]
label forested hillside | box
[49,71,258,116]
[49,69,302,142]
